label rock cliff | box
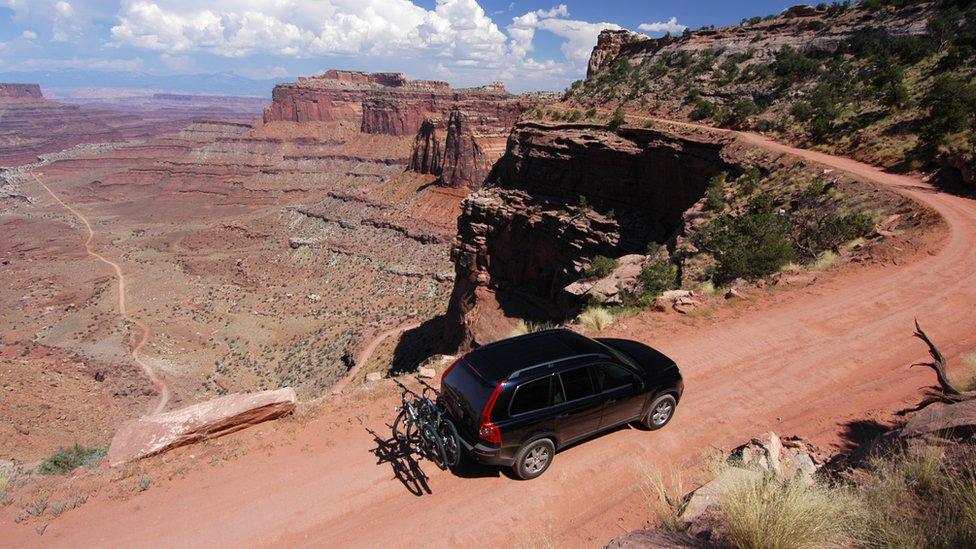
[445,123,734,347]
[407,119,442,175]
[440,108,491,189]
[0,83,43,102]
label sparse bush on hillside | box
[922,75,976,146]
[690,98,718,120]
[705,172,728,211]
[730,98,760,126]
[772,45,821,87]
[700,195,797,284]
[39,445,106,475]
[583,255,618,280]
[622,253,679,307]
[608,107,627,129]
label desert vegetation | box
[568,1,976,191]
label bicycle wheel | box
[419,423,448,470]
[438,418,462,468]
[392,409,415,443]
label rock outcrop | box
[587,30,648,78]
[445,123,733,348]
[107,388,297,466]
[0,83,43,102]
[407,119,442,175]
[266,70,530,137]
[440,108,491,189]
[586,3,935,79]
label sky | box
[0,1,805,93]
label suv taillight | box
[479,422,501,444]
[478,379,506,446]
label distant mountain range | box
[0,69,287,97]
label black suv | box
[439,329,683,479]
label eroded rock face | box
[440,108,490,189]
[0,83,43,102]
[266,70,531,138]
[408,119,442,175]
[107,388,297,466]
[445,123,733,348]
[587,3,935,79]
[587,30,648,78]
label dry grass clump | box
[577,307,614,332]
[638,465,687,532]
[951,352,976,391]
[720,473,859,549]
[509,319,557,337]
[856,447,976,548]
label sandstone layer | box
[107,388,297,466]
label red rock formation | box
[408,119,442,175]
[107,388,297,466]
[440,108,490,189]
[587,30,648,78]
[587,3,935,78]
[445,123,734,348]
[0,83,43,102]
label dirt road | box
[329,322,422,395]
[31,173,170,415]
[12,130,976,548]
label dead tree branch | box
[912,318,963,396]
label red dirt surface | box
[5,126,976,547]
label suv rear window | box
[559,367,595,401]
[509,376,551,416]
[442,359,495,423]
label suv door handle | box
[556,413,570,419]
[606,398,617,405]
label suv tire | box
[641,393,677,430]
[513,438,555,480]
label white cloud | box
[637,17,686,36]
[21,30,37,40]
[16,56,145,71]
[54,1,73,17]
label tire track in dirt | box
[31,172,170,416]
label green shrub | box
[608,107,626,129]
[39,445,106,475]
[690,98,718,120]
[730,98,760,125]
[800,211,875,255]
[922,75,976,146]
[583,255,618,280]
[705,172,728,211]
[701,198,797,284]
[772,46,821,86]
[585,107,597,118]
[640,259,678,298]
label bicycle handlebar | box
[393,378,420,398]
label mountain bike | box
[392,378,461,470]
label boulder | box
[107,388,297,466]
[366,372,384,382]
[682,466,761,524]
[731,432,824,483]
[417,368,437,379]
[902,399,976,438]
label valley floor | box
[5,124,976,547]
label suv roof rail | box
[508,352,607,379]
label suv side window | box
[559,367,595,402]
[592,362,636,392]
[510,376,551,416]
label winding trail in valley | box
[14,126,976,548]
[330,321,422,395]
[31,172,170,416]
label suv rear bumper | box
[457,435,515,467]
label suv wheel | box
[642,394,677,430]
[513,438,555,480]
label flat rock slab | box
[108,388,297,466]
[902,398,976,438]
